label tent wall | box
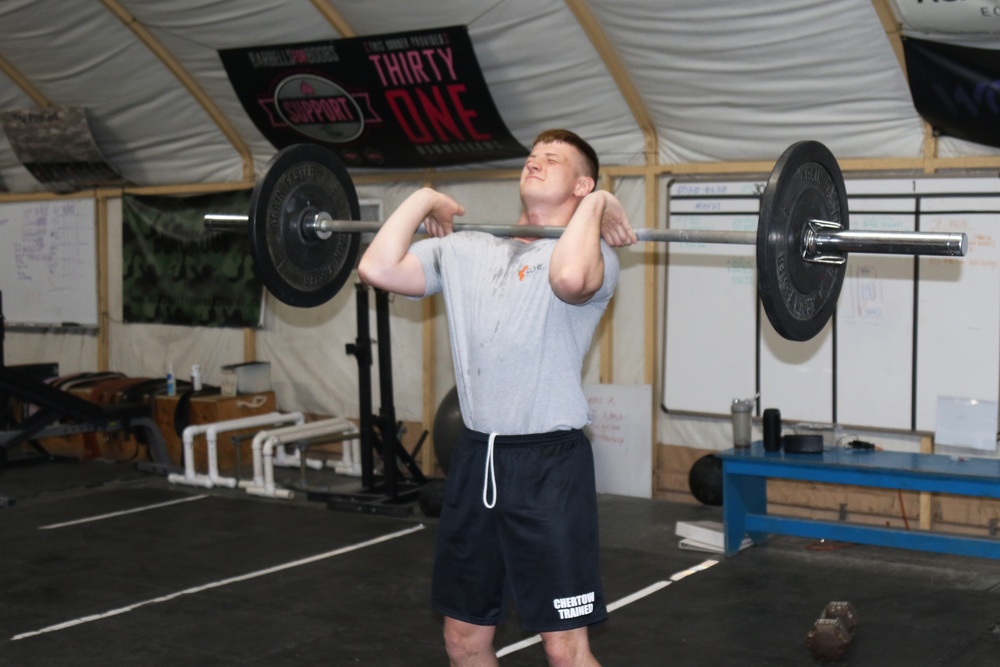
[3,171,927,463]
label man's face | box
[520,141,593,203]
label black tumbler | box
[763,408,782,451]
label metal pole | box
[204,214,252,232]
[346,283,375,491]
[204,214,968,258]
[809,228,968,258]
[375,288,398,499]
[204,214,757,244]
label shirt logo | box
[518,263,544,281]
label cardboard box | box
[154,392,277,471]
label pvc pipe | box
[328,437,362,476]
[244,418,358,499]
[242,417,354,490]
[245,422,325,489]
[206,412,305,487]
[244,427,328,498]
[261,423,356,494]
[272,443,324,471]
[167,412,303,488]
[262,418,354,491]
[170,412,286,487]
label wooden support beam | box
[645,164,660,493]
[920,434,934,530]
[644,171,658,389]
[100,0,255,181]
[243,328,256,363]
[309,0,356,37]
[95,197,110,371]
[564,0,658,164]
[0,51,50,107]
[871,0,940,174]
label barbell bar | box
[205,212,758,246]
[204,212,966,260]
[203,141,968,341]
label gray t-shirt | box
[409,230,619,435]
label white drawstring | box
[482,433,497,509]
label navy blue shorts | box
[431,428,607,633]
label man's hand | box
[358,187,464,297]
[419,188,466,237]
[593,191,637,247]
[549,189,633,304]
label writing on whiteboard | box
[587,394,626,446]
[849,265,883,321]
[671,182,764,197]
[583,384,652,498]
[727,257,754,286]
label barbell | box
[203,141,967,341]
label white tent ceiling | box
[1,0,999,194]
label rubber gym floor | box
[3,458,1000,666]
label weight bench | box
[718,443,1000,560]
[0,366,175,475]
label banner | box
[903,37,1000,149]
[122,191,261,327]
[892,0,1000,35]
[219,26,527,169]
[0,106,127,193]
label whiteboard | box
[835,211,916,430]
[664,177,1000,436]
[584,383,652,498]
[0,199,98,326]
[663,183,759,414]
[759,315,833,423]
[915,212,1000,432]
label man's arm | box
[357,188,465,297]
[549,190,635,304]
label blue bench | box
[717,443,1000,559]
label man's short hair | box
[532,129,599,182]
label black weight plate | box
[248,143,361,307]
[757,141,848,341]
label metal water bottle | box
[763,408,782,451]
[730,396,754,449]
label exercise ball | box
[433,386,464,476]
[688,454,723,506]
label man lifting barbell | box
[358,129,634,667]
[202,134,968,665]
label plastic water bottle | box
[191,364,202,392]
[166,364,176,396]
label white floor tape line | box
[38,495,209,530]
[495,559,719,658]
[12,524,426,642]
